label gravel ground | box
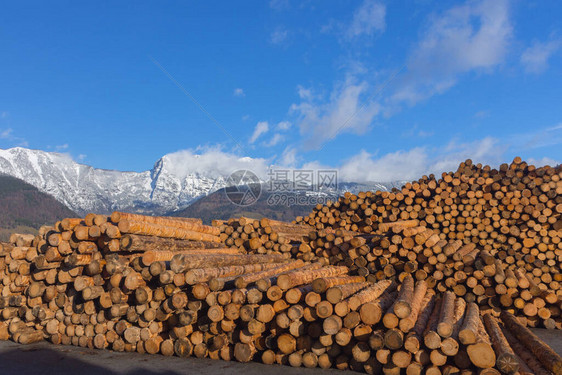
[0,329,560,375]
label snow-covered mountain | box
[0,147,403,216]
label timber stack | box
[216,217,316,256]
[294,220,562,330]
[0,156,560,375]
[295,159,561,294]
[290,158,562,329]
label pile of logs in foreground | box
[0,158,559,375]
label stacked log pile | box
[295,222,561,329]
[216,217,316,256]
[288,159,562,329]
[3,234,561,375]
[218,219,561,329]
[0,157,561,374]
[295,158,561,283]
[0,213,254,347]
[296,158,561,240]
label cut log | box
[404,290,436,354]
[501,327,552,375]
[501,310,562,374]
[170,253,287,273]
[312,275,365,293]
[111,212,207,230]
[234,260,307,289]
[277,265,348,290]
[399,281,429,332]
[348,280,396,311]
[118,220,220,242]
[459,303,481,345]
[394,275,415,319]
[326,282,369,304]
[467,315,496,369]
[482,314,519,374]
[437,291,456,338]
[119,234,223,252]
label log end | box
[394,301,412,319]
[467,342,496,369]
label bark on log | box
[170,253,287,273]
[348,280,396,311]
[118,220,220,242]
[119,234,224,252]
[501,310,562,374]
[482,313,519,374]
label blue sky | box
[1,0,561,182]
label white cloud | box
[338,148,430,182]
[0,128,13,139]
[264,133,284,146]
[517,123,562,150]
[249,121,269,143]
[1,112,8,119]
[78,154,87,162]
[276,121,291,131]
[335,137,504,182]
[347,0,386,38]
[290,78,380,149]
[287,0,510,150]
[299,137,505,183]
[280,146,298,167]
[392,0,512,104]
[56,144,69,151]
[270,28,288,44]
[233,88,245,97]
[521,39,561,74]
[527,157,560,167]
[242,115,250,121]
[162,146,271,180]
[297,86,313,100]
[0,127,27,147]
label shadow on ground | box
[0,330,560,375]
[0,343,181,375]
[0,340,355,375]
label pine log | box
[119,234,225,252]
[482,314,519,374]
[404,290,436,354]
[118,220,220,242]
[501,310,562,374]
[326,282,369,304]
[312,275,365,293]
[399,281,429,332]
[170,253,287,273]
[277,266,349,290]
[142,248,240,264]
[234,260,307,289]
[394,275,415,319]
[111,212,206,230]
[348,280,396,311]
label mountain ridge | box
[0,147,403,216]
